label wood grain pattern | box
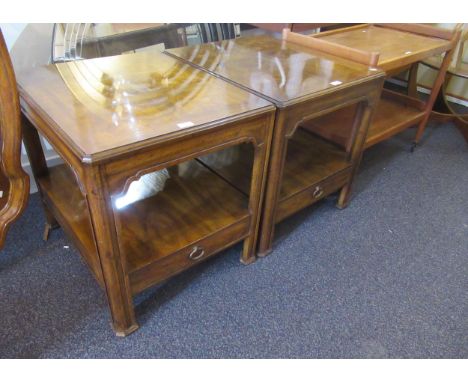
[113,160,250,272]
[196,128,352,201]
[282,28,380,68]
[279,128,351,200]
[314,24,454,72]
[303,90,427,149]
[0,29,29,249]
[166,35,383,106]
[17,50,272,163]
[375,23,457,41]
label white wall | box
[1,23,59,193]
[0,23,27,50]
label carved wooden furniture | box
[0,29,29,249]
[165,34,385,256]
[293,24,462,150]
[18,50,275,335]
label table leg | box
[337,103,374,209]
[257,114,287,257]
[84,166,138,337]
[21,114,59,239]
[241,140,270,265]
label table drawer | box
[275,168,351,223]
[128,217,250,294]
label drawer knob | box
[313,186,324,199]
[188,246,205,261]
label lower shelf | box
[113,160,250,273]
[365,94,426,148]
[279,128,350,202]
[39,160,251,292]
[198,128,351,223]
[302,92,426,149]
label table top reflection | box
[166,34,383,106]
[17,50,273,163]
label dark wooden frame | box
[0,29,29,249]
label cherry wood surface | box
[18,50,272,163]
[19,49,275,336]
[114,159,250,272]
[0,29,30,249]
[165,35,383,106]
[282,28,380,68]
[198,128,351,199]
[314,24,454,72]
[279,128,350,200]
[166,35,385,255]
[303,90,427,149]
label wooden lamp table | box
[165,35,385,256]
[292,23,462,150]
[18,51,275,336]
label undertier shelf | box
[39,161,250,277]
[302,92,426,149]
[279,128,351,202]
[198,128,351,202]
[113,160,250,272]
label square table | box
[166,34,385,255]
[18,50,275,336]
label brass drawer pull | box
[313,186,324,199]
[188,246,205,261]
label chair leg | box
[42,205,59,241]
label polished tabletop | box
[315,25,453,71]
[165,34,383,107]
[18,50,273,163]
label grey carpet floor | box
[0,122,467,358]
